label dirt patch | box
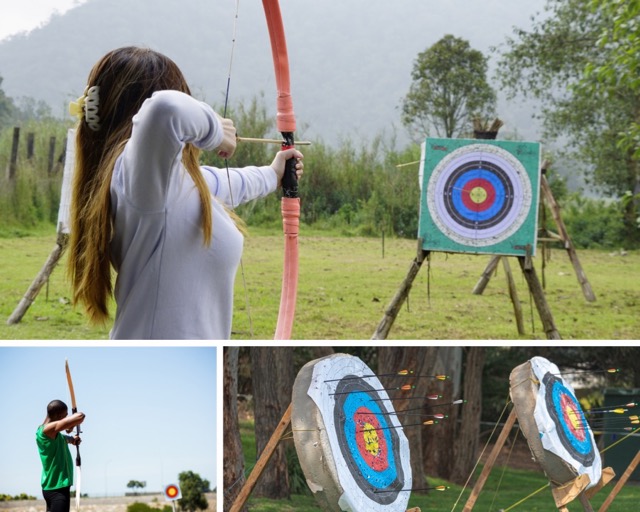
[0,493,217,512]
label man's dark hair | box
[47,400,68,420]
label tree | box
[497,0,640,246]
[582,0,640,160]
[378,346,438,492]
[177,471,209,512]
[126,480,146,494]
[402,35,496,139]
[223,347,246,511]
[0,75,16,130]
[250,347,293,499]
[450,347,485,484]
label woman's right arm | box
[121,90,226,211]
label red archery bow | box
[262,0,299,340]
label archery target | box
[542,373,595,467]
[292,354,411,512]
[419,138,540,256]
[510,357,602,489]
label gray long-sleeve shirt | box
[109,90,277,339]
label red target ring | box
[460,178,496,212]
[355,406,389,472]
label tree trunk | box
[378,346,438,493]
[422,347,463,480]
[223,347,246,512]
[251,347,292,499]
[451,347,486,484]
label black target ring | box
[443,160,514,230]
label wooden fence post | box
[47,136,56,173]
[26,132,35,160]
[8,126,20,179]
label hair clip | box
[69,86,101,131]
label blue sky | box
[0,346,216,498]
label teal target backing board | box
[419,138,541,256]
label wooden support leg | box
[517,256,562,340]
[229,403,292,512]
[598,451,640,512]
[540,175,596,302]
[372,242,428,340]
[462,408,517,512]
[472,255,501,295]
[502,258,525,335]
[7,232,68,325]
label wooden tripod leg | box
[540,175,596,302]
[372,243,429,340]
[7,232,68,325]
[502,258,525,335]
[472,255,501,295]
[517,257,561,340]
[462,408,517,512]
[598,450,640,512]
[229,403,292,512]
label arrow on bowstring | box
[65,360,81,511]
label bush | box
[127,503,172,512]
[561,193,627,248]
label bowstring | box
[223,0,253,337]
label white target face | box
[292,354,412,512]
[426,144,533,247]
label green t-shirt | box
[36,425,73,490]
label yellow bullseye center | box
[362,422,380,456]
[565,406,581,429]
[469,187,487,204]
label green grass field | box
[1,227,638,340]
[235,419,640,512]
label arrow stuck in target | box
[323,371,449,383]
[357,419,439,433]
[330,384,415,396]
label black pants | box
[42,486,70,512]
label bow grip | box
[281,132,298,198]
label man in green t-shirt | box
[36,400,86,512]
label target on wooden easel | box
[419,138,541,257]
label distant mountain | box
[0,0,547,147]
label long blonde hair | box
[68,47,214,324]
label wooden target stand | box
[461,406,619,512]
[7,130,74,326]
[373,124,561,340]
[372,242,560,340]
[228,402,421,512]
[471,159,596,319]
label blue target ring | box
[543,374,595,466]
[343,392,398,488]
[450,169,506,223]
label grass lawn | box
[234,418,640,512]
[1,227,639,340]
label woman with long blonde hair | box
[68,46,302,339]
